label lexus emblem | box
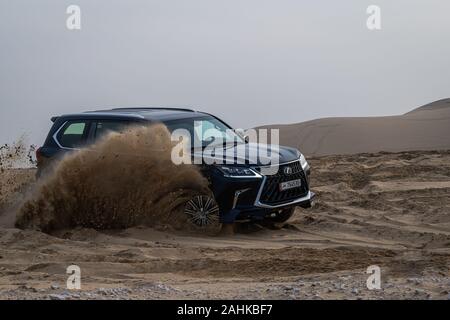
[283,166,293,175]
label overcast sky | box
[1,0,449,145]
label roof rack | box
[111,107,195,112]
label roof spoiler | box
[51,116,59,122]
[111,107,195,112]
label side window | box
[94,121,129,140]
[57,121,88,148]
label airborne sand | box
[15,124,210,232]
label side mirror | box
[203,136,216,146]
[234,129,249,143]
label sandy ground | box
[0,150,449,300]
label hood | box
[192,142,301,166]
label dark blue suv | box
[36,108,315,227]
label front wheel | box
[184,195,221,232]
[268,207,295,223]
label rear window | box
[57,121,88,148]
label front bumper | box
[220,186,316,223]
[207,159,315,223]
[233,191,316,222]
[255,190,316,209]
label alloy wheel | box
[184,195,220,227]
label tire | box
[268,207,295,223]
[184,194,221,232]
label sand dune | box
[260,98,450,156]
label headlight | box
[217,166,259,178]
[300,154,309,170]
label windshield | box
[164,116,245,148]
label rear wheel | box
[184,195,220,231]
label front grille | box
[256,161,308,205]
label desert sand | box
[260,99,450,156]
[0,150,449,300]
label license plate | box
[279,179,302,191]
